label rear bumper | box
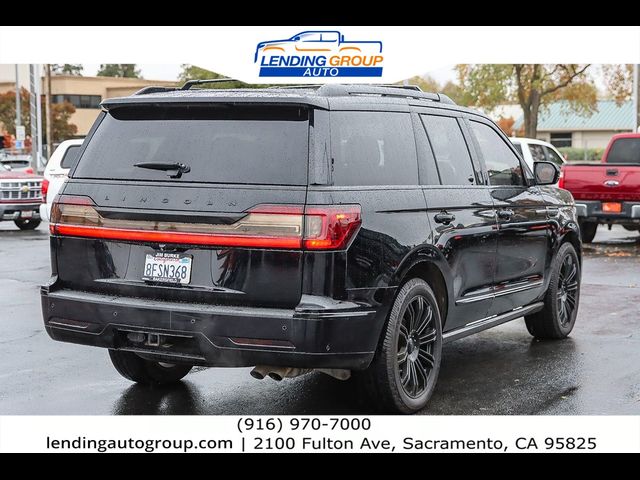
[41,287,379,370]
[575,200,640,223]
[0,202,42,221]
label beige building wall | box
[536,132,552,143]
[0,74,177,136]
[538,130,630,149]
[572,131,625,149]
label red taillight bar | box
[50,196,361,251]
[52,224,303,249]
[41,179,49,203]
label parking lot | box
[0,222,638,415]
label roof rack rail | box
[180,78,239,90]
[317,84,456,104]
[377,84,423,91]
[267,84,323,89]
[133,86,179,95]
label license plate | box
[20,210,33,219]
[602,202,622,213]
[142,253,192,285]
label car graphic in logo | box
[604,180,620,187]
[255,30,383,78]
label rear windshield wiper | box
[134,162,191,179]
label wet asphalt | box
[0,223,638,415]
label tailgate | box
[52,104,310,309]
[562,164,640,201]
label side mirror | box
[5,164,12,171]
[534,161,560,185]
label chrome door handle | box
[497,209,514,219]
[434,212,456,225]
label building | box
[515,100,635,149]
[0,67,176,136]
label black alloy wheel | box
[557,254,579,327]
[397,295,437,398]
[358,278,442,414]
[525,242,580,339]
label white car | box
[510,137,566,172]
[39,139,84,221]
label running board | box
[443,302,544,344]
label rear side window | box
[330,111,418,186]
[512,143,523,157]
[544,146,565,167]
[74,106,309,185]
[529,144,546,162]
[61,145,82,169]
[421,115,476,186]
[607,138,640,164]
[470,121,524,186]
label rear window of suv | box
[73,106,309,185]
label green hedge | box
[558,147,604,162]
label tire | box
[14,218,41,230]
[579,221,597,243]
[525,242,580,339]
[359,278,443,414]
[108,350,192,385]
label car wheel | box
[14,218,41,230]
[579,221,597,243]
[525,242,580,339]
[108,350,192,385]
[359,278,442,414]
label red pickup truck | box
[560,133,640,242]
[0,162,43,230]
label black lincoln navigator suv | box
[41,83,581,413]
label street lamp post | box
[634,64,639,133]
[15,65,21,132]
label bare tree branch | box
[541,64,591,96]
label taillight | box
[558,169,565,189]
[50,196,361,251]
[303,206,362,250]
[41,179,49,203]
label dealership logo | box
[255,30,383,78]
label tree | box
[51,64,84,76]
[441,81,464,104]
[398,75,464,104]
[97,64,141,78]
[50,102,78,142]
[0,88,77,143]
[178,64,267,88]
[601,64,634,104]
[496,116,516,137]
[0,88,30,138]
[456,64,596,137]
[399,75,441,93]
